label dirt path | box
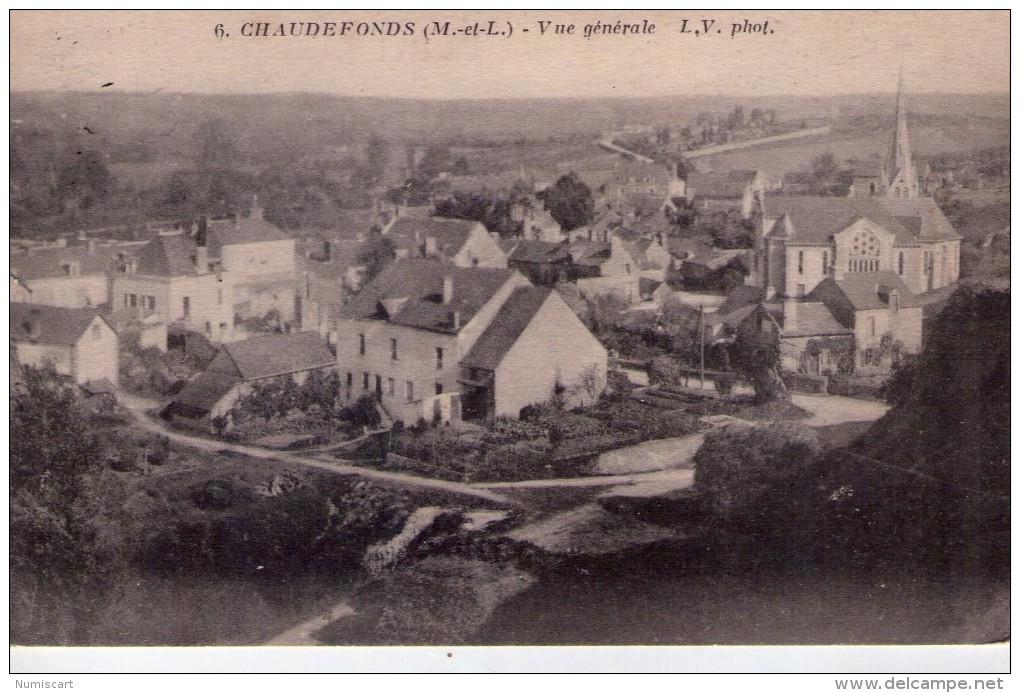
[116,392,512,506]
[790,393,889,427]
[264,603,355,646]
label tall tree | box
[537,172,594,233]
[356,232,396,283]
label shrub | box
[714,372,736,396]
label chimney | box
[425,236,438,257]
[195,245,209,275]
[783,298,798,331]
[443,275,454,305]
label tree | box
[356,232,397,282]
[11,366,127,643]
[728,309,787,402]
[364,135,391,183]
[537,172,594,232]
[416,145,453,179]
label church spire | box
[885,70,918,197]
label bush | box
[714,372,736,396]
[693,422,821,532]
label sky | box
[9,10,1010,99]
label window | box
[435,347,444,370]
[891,294,900,313]
[390,337,398,361]
[850,229,880,272]
[864,348,875,365]
[205,322,211,335]
[91,324,101,340]
[797,251,804,275]
[388,378,395,396]
[219,322,227,333]
[359,333,366,356]
[406,381,414,402]
[868,317,876,337]
[625,263,631,275]
[435,382,444,396]
[362,372,369,390]
[822,251,828,275]
[145,295,155,310]
[346,372,353,388]
[898,252,904,276]
[217,287,223,305]
[375,375,382,396]
[182,296,190,318]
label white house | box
[10,302,119,386]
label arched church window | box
[850,229,880,272]
[797,250,804,275]
[898,251,904,276]
[822,251,829,275]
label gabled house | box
[9,240,122,309]
[683,169,765,219]
[164,331,335,428]
[336,259,606,424]
[111,231,235,344]
[10,302,118,387]
[506,239,573,286]
[204,197,298,324]
[569,233,641,303]
[386,217,508,268]
[805,271,922,375]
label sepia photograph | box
[8,9,1010,673]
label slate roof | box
[568,239,611,267]
[778,302,854,338]
[685,170,756,199]
[387,217,481,258]
[10,303,105,346]
[217,331,335,381]
[10,244,119,280]
[764,196,961,245]
[340,259,514,334]
[170,371,241,413]
[815,272,920,312]
[461,286,551,370]
[508,239,571,264]
[135,233,200,276]
[206,215,290,255]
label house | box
[111,231,236,344]
[9,240,122,309]
[10,302,119,387]
[749,195,962,299]
[667,237,749,291]
[805,272,922,375]
[512,201,563,243]
[506,240,573,286]
[164,331,335,429]
[204,197,298,324]
[386,217,508,268]
[335,259,606,424]
[459,285,608,419]
[570,233,641,303]
[683,170,765,219]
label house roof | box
[568,239,611,267]
[10,303,105,346]
[809,271,920,312]
[686,170,756,199]
[219,331,335,381]
[705,302,758,330]
[386,217,482,258]
[206,214,290,255]
[135,233,200,276]
[779,302,854,338]
[10,244,119,280]
[765,196,961,245]
[461,286,551,370]
[340,259,514,334]
[171,371,241,413]
[717,284,766,315]
[508,239,571,264]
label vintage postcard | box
[9,9,1009,675]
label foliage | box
[11,366,129,644]
[537,172,594,232]
[433,191,522,237]
[693,422,822,531]
[57,149,113,208]
[356,232,397,282]
[727,311,787,402]
[698,210,755,249]
[119,331,202,397]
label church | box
[739,78,962,378]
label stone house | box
[10,302,119,387]
[164,331,335,429]
[9,240,126,309]
[335,259,606,424]
[386,217,508,268]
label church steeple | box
[885,71,919,198]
